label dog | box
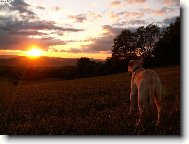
[128,60,162,126]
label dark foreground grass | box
[0,66,180,135]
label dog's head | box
[128,60,143,76]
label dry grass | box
[0,66,180,135]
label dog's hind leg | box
[136,82,147,126]
[137,100,144,126]
[137,90,145,126]
[129,82,137,115]
[154,89,162,126]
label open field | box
[0,66,180,135]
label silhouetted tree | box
[105,56,129,73]
[111,23,160,70]
[94,62,108,76]
[136,24,160,59]
[76,57,96,77]
[61,66,77,80]
[112,29,136,60]
[154,17,180,65]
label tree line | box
[76,17,180,77]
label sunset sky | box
[0,0,180,59]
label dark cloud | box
[0,30,66,50]
[36,6,45,10]
[0,16,82,50]
[138,8,166,16]
[82,37,114,53]
[139,6,177,16]
[82,25,136,53]
[117,11,144,19]
[9,0,37,19]
[68,14,87,23]
[161,0,180,6]
[0,16,83,34]
[38,37,67,46]
[155,16,178,27]
[0,29,66,50]
[0,0,84,50]
[66,48,82,53]
[67,25,124,53]
[0,0,84,32]
[161,7,176,13]
[0,0,36,20]
[114,20,146,27]
[49,48,63,53]
[102,25,124,36]
[112,21,139,31]
[82,25,124,52]
[162,16,178,25]
[65,38,113,53]
[16,20,83,32]
[52,6,61,11]
[127,20,146,25]
[0,15,14,24]
[10,30,46,36]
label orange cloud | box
[151,9,167,16]
[68,14,87,23]
[161,0,180,6]
[87,12,102,20]
[126,0,147,4]
[124,11,144,18]
[110,0,122,7]
[108,12,120,22]
[144,8,167,16]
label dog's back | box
[139,69,162,106]
[138,69,162,125]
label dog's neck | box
[132,66,141,73]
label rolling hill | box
[0,56,104,67]
[0,65,180,135]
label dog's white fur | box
[128,60,162,126]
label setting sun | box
[27,48,43,58]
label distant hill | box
[0,56,104,67]
[0,55,17,59]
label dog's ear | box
[128,60,134,67]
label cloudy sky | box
[0,0,180,59]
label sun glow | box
[27,47,43,58]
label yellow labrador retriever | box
[128,60,162,126]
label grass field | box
[0,66,180,135]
